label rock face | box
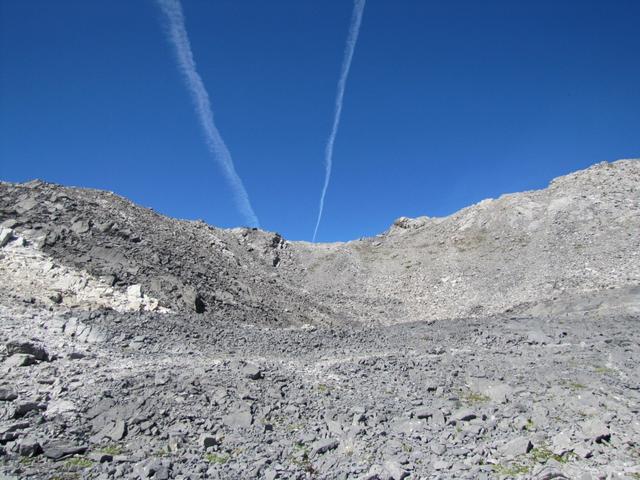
[0,159,639,479]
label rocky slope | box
[1,159,639,325]
[0,158,639,480]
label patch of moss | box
[594,366,614,375]
[287,422,304,432]
[153,446,171,457]
[290,442,315,472]
[524,418,535,431]
[401,442,413,453]
[98,444,123,455]
[492,462,530,477]
[529,446,564,463]
[205,453,229,464]
[563,380,586,391]
[19,456,37,466]
[64,457,94,469]
[459,390,490,405]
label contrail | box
[156,0,259,228]
[312,0,366,241]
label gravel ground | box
[1,303,639,479]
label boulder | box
[0,227,13,247]
[6,340,50,362]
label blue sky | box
[1,0,639,242]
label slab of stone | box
[311,438,339,456]
[499,437,533,457]
[384,460,409,480]
[222,410,253,429]
[580,419,610,442]
[43,441,88,460]
[0,388,18,401]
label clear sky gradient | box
[1,0,639,241]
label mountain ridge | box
[1,158,638,324]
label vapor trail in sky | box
[312,0,366,242]
[157,0,259,228]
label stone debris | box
[0,160,638,478]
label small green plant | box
[205,453,229,464]
[566,381,586,391]
[524,418,535,431]
[492,462,530,477]
[19,456,37,466]
[153,446,171,457]
[594,366,614,375]
[529,447,564,463]
[317,383,329,393]
[98,444,123,455]
[287,422,304,432]
[290,443,316,474]
[401,442,413,453]
[64,457,94,469]
[459,390,490,405]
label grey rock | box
[17,437,42,457]
[580,419,611,442]
[551,432,572,455]
[0,228,13,247]
[450,408,477,423]
[311,438,339,456]
[499,437,533,457]
[5,340,49,361]
[0,388,18,401]
[534,466,569,480]
[4,353,37,368]
[433,460,451,470]
[430,443,446,455]
[0,218,18,228]
[43,441,88,460]
[88,452,114,463]
[49,292,63,304]
[242,363,263,380]
[13,401,42,418]
[222,409,253,429]
[383,460,409,480]
[573,443,593,459]
[199,433,219,449]
[107,419,127,441]
[71,219,91,234]
[527,331,553,345]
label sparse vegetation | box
[205,453,229,464]
[492,462,530,477]
[317,383,329,393]
[529,446,569,464]
[594,366,615,375]
[459,390,490,405]
[64,457,94,469]
[153,446,172,457]
[563,380,586,391]
[98,444,123,455]
[19,456,37,466]
[290,443,316,473]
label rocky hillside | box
[1,159,638,324]
[1,159,639,480]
